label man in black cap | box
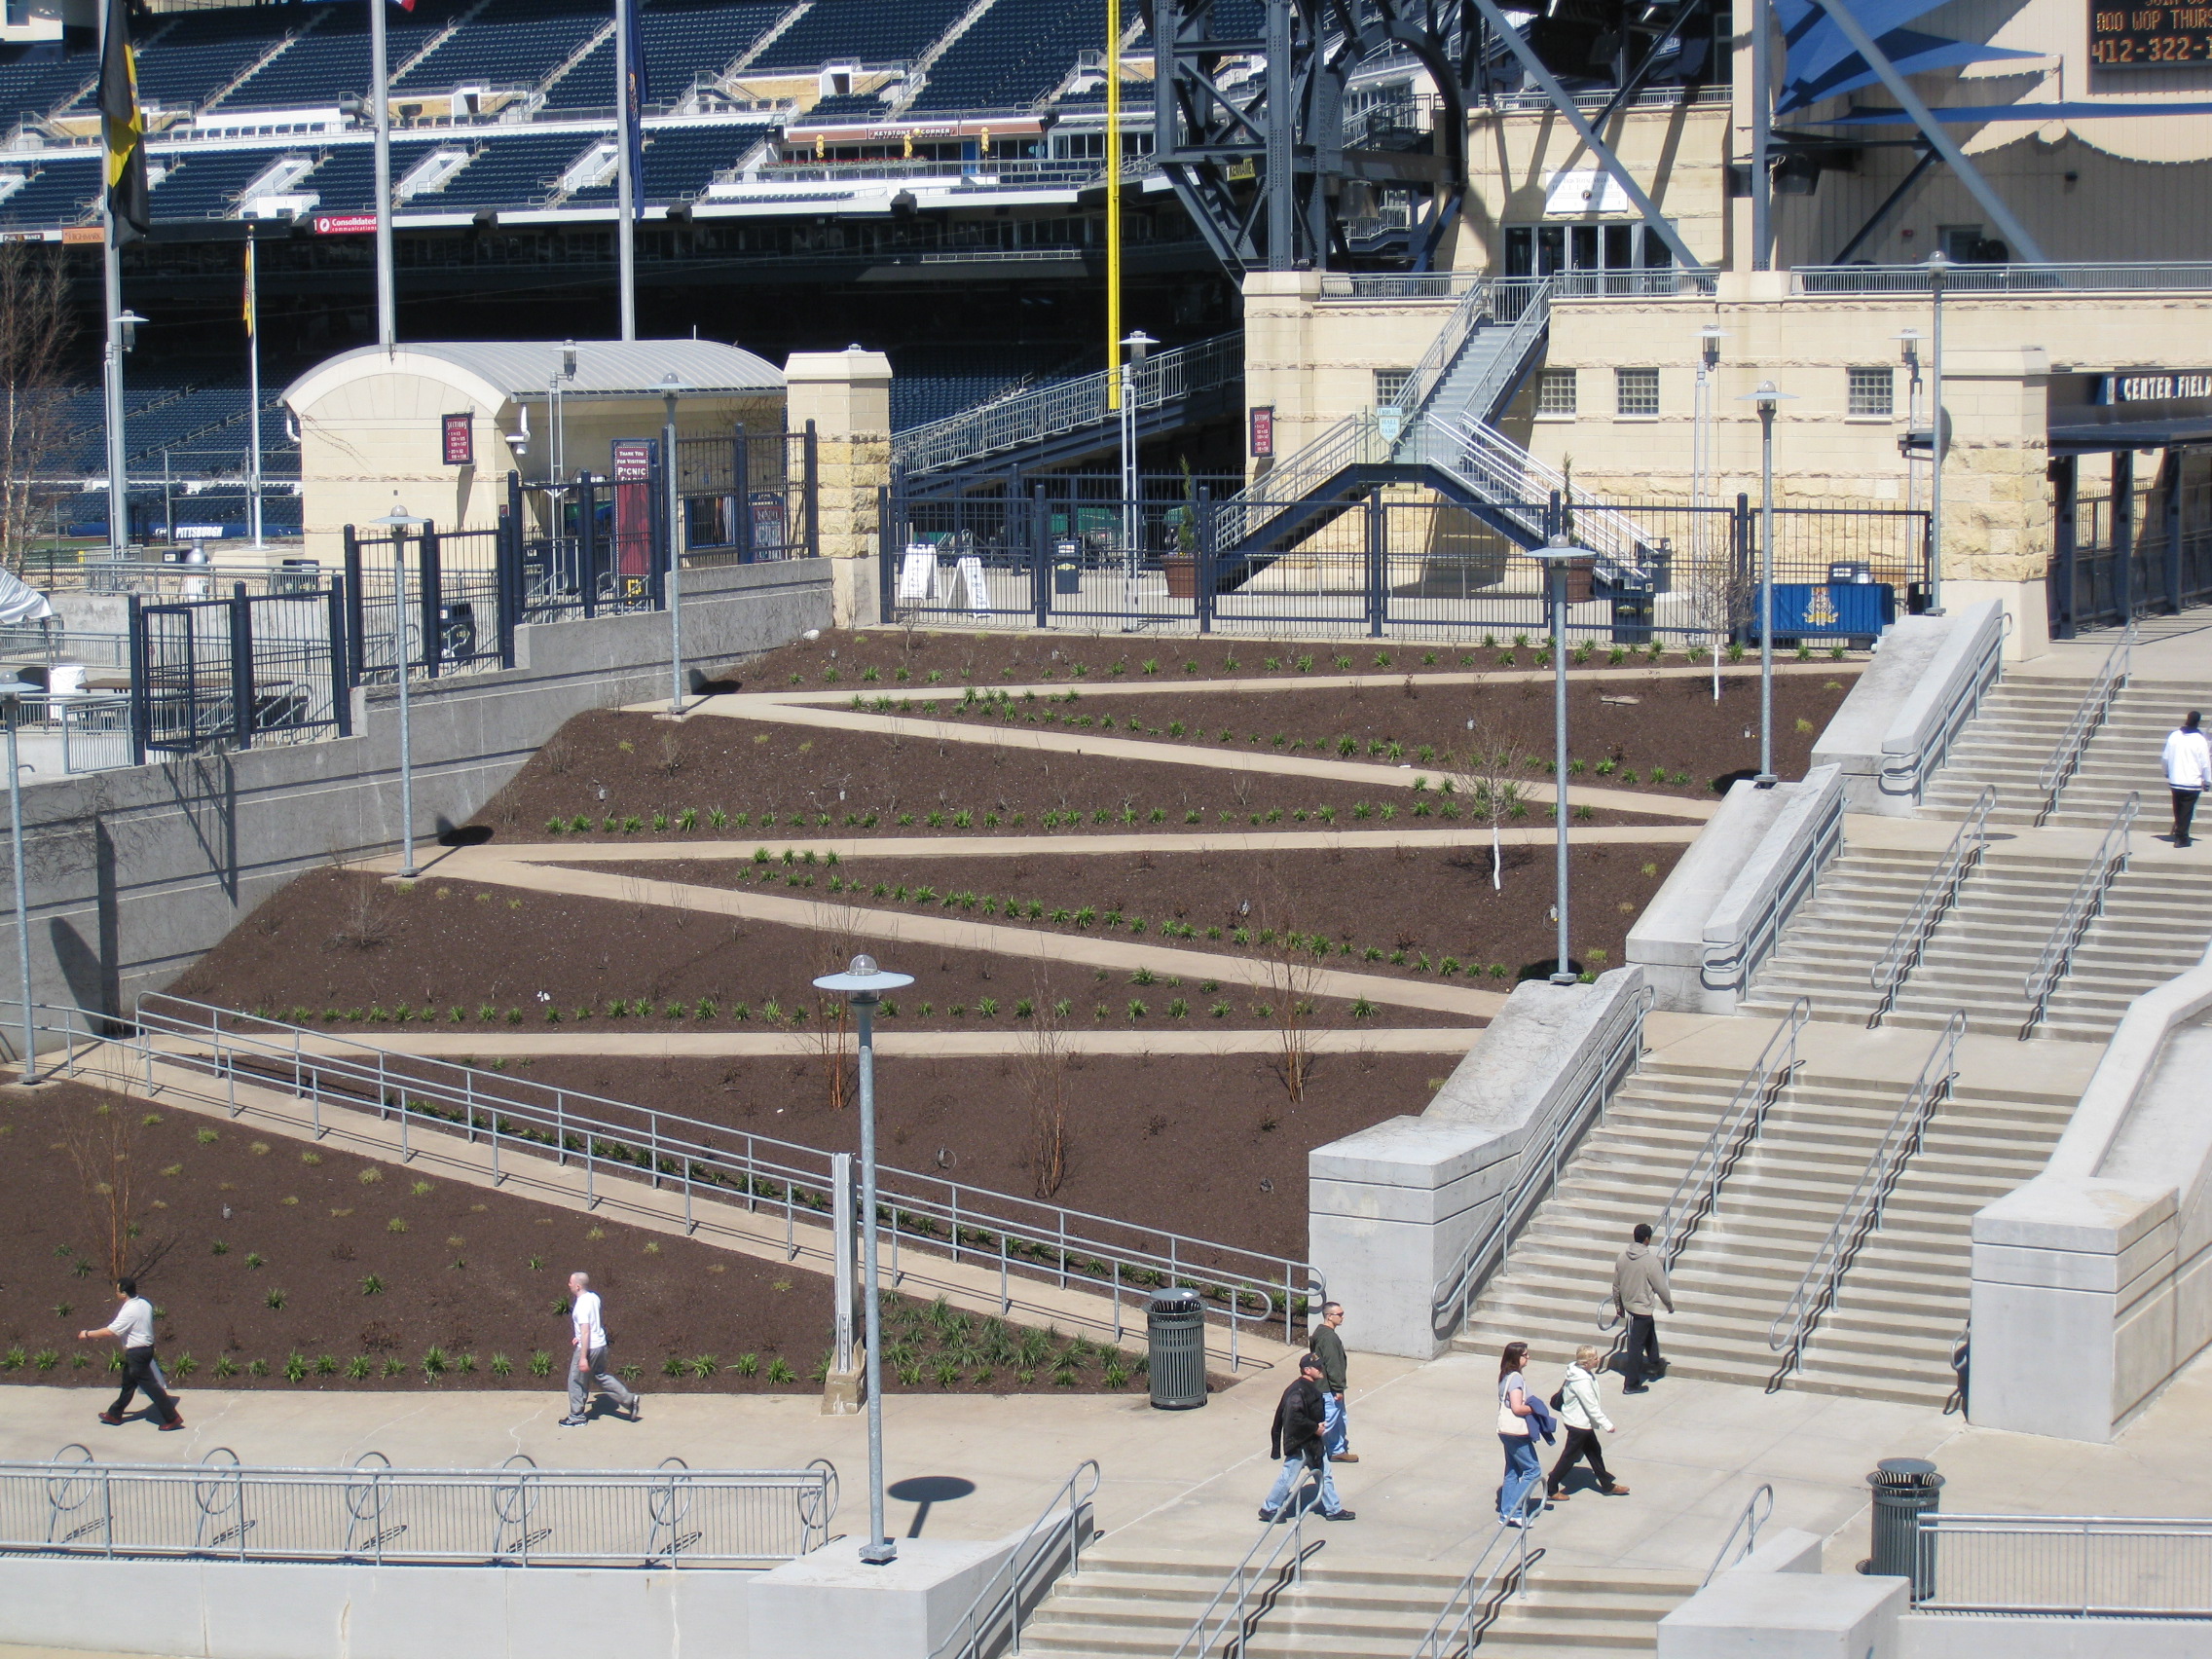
[1258,1352,1354,1522]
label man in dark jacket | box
[1311,1301,1357,1462]
[1612,1223,1676,1392]
[1259,1353,1354,1522]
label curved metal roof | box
[284,339,784,409]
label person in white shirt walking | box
[561,1272,641,1426]
[1544,1346,1628,1500]
[2163,711,2211,848]
[77,1277,183,1431]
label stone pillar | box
[784,348,893,627]
[1936,344,2053,659]
[1240,270,1327,487]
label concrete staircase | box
[1017,1544,1701,1657]
[1919,677,2205,828]
[1453,1053,2076,1406]
[1736,845,2212,1042]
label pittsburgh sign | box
[2090,4,2212,65]
[2110,370,2212,401]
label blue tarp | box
[1773,0,2042,116]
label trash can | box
[1147,1289,1206,1410]
[1053,540,1083,595]
[1610,584,1655,645]
[1868,1457,1943,1597]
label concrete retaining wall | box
[1628,764,1842,1014]
[1970,940,2212,1442]
[1,560,831,1038]
[1812,601,2003,815]
[1308,969,1645,1359]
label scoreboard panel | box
[2090,3,2212,64]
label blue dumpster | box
[1754,582,1895,643]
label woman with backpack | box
[1496,1340,1545,1527]
[1545,1345,1629,1500]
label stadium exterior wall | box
[1,560,830,1045]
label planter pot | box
[1163,556,1198,600]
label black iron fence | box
[129,583,351,760]
[883,484,1930,643]
[2051,461,2212,638]
[128,440,820,758]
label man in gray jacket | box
[1611,1224,1674,1393]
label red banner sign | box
[442,412,473,466]
[611,439,655,483]
[1249,405,1274,459]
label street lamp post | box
[373,502,429,878]
[1925,251,1950,613]
[660,373,687,715]
[1530,534,1581,985]
[1737,382,1795,788]
[810,952,914,1567]
[1120,330,1156,627]
[1,678,36,1082]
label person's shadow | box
[888,1475,977,1537]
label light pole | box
[809,952,914,1567]
[1120,329,1156,627]
[1530,534,1581,985]
[659,373,687,715]
[1925,251,1950,613]
[373,502,429,878]
[1737,382,1796,788]
[1895,328,1924,520]
[1,677,35,1082]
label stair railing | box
[931,1459,1101,1659]
[1432,983,1652,1341]
[1169,1480,1325,1659]
[1391,276,1499,422]
[2020,792,2139,1040]
[1419,415,1664,571]
[1208,409,1388,553]
[1766,1012,1964,1384]
[1400,277,1552,431]
[1701,1485,1776,1587]
[1410,1488,1545,1659]
[1866,788,1996,1028]
[1655,1000,1809,1269]
[2034,621,2134,826]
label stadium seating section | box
[563,121,773,202]
[909,0,1105,110]
[750,0,974,74]
[887,343,1083,430]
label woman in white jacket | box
[1545,1345,1630,1499]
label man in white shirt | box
[2163,711,2211,848]
[561,1272,641,1426]
[77,1276,183,1430]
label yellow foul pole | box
[1105,0,1122,409]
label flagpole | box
[371,0,395,351]
[98,0,127,562]
[246,239,264,549]
[614,0,637,341]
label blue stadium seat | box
[563,121,773,203]
[909,0,1107,112]
[750,0,974,73]
[394,0,608,93]
[0,42,99,123]
[888,343,1080,430]
[0,155,96,230]
[219,2,456,111]
[149,148,289,223]
[419,130,602,208]
[68,9,296,114]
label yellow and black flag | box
[98,0,149,243]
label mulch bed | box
[0,1082,1160,1397]
[167,869,1477,1030]
[905,670,1859,800]
[723,629,1865,691]
[580,841,1683,987]
[468,710,1675,846]
[484,1050,1448,1261]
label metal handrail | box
[22,996,1315,1359]
[1393,276,1503,421]
[1403,278,1551,431]
[1701,784,1845,1002]
[1866,788,1995,1027]
[2021,793,2138,1038]
[1209,409,1389,553]
[1879,612,2006,804]
[1658,1002,1808,1270]
[890,333,1242,477]
[1702,1485,1776,1587]
[1912,1512,2212,1616]
[1410,1490,1545,1658]
[1421,416,1664,570]
[1432,984,1652,1340]
[7,1444,833,1567]
[931,1460,1101,1659]
[1766,1013,1964,1382]
[1795,262,2212,295]
[2035,622,2134,826]
[1169,1482,1325,1659]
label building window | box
[1615,367,1660,417]
[1535,370,1577,417]
[1847,365,1895,417]
[1375,369,1411,408]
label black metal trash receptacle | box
[1610,589,1655,645]
[1147,1289,1206,1410]
[1868,1457,1943,1597]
